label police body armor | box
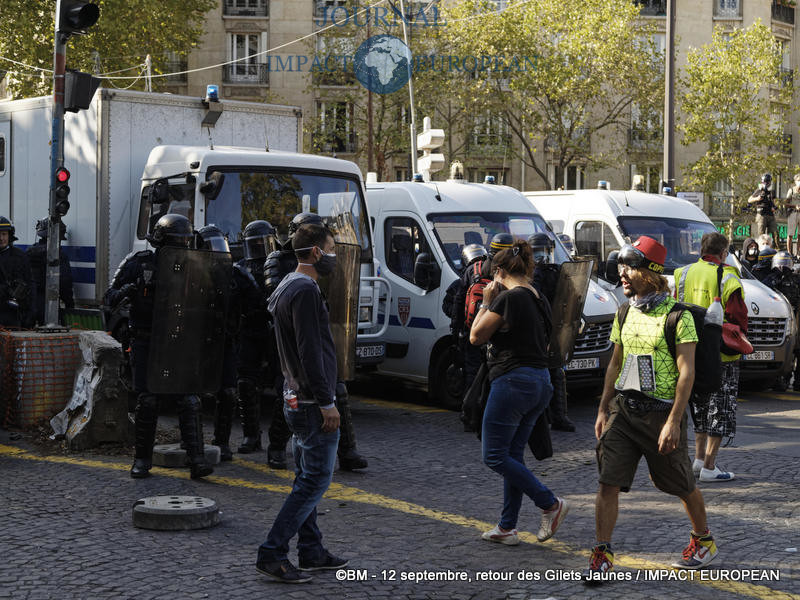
[546,260,593,369]
[147,247,232,393]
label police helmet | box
[758,247,777,267]
[527,232,555,265]
[489,233,514,257]
[557,233,575,254]
[762,173,773,185]
[242,219,278,260]
[772,250,793,271]
[148,213,193,248]
[35,218,67,241]
[461,243,487,268]
[288,212,325,238]
[0,216,17,243]
[196,224,230,253]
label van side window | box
[575,221,601,258]
[384,217,430,284]
[603,223,620,256]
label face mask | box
[747,248,758,257]
[314,247,337,276]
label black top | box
[753,188,775,216]
[486,286,551,380]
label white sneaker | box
[692,459,704,478]
[699,466,735,482]
[537,497,569,542]
[481,525,519,545]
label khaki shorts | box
[596,394,695,497]
[755,214,778,238]
[789,211,800,239]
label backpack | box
[616,301,722,397]
[464,261,493,328]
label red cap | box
[632,236,667,271]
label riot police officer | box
[529,232,576,432]
[196,224,263,461]
[104,214,213,479]
[753,247,776,281]
[0,217,35,328]
[236,220,279,458]
[264,212,368,471]
[26,218,74,326]
[762,250,800,391]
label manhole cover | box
[132,495,220,530]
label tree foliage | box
[440,0,664,188]
[0,0,215,99]
[679,22,791,226]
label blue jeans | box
[258,402,339,563]
[482,367,556,530]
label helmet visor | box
[244,234,278,260]
[165,232,193,248]
[203,234,230,253]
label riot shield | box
[547,260,593,369]
[147,247,232,394]
[317,204,361,382]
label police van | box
[524,188,796,385]
[364,178,619,407]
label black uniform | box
[532,262,575,432]
[104,247,213,479]
[0,245,35,328]
[26,240,74,326]
[762,267,800,390]
[264,247,368,471]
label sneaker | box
[671,532,718,569]
[256,559,313,583]
[699,465,735,482]
[481,525,520,546]
[299,551,349,571]
[583,544,614,586]
[537,497,569,542]
[692,459,704,479]
[267,448,287,470]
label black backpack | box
[616,301,722,397]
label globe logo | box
[353,34,412,95]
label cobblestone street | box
[2,382,798,600]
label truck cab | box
[365,179,618,407]
[525,189,796,385]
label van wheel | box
[429,347,465,411]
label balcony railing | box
[223,63,269,85]
[468,132,512,153]
[314,131,357,154]
[163,61,187,84]
[772,1,795,25]
[634,0,666,17]
[224,0,268,17]
[780,66,794,87]
[770,133,793,154]
[714,0,742,18]
[628,127,662,151]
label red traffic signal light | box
[57,1,100,36]
[56,167,70,183]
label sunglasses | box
[617,244,664,274]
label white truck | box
[364,179,619,407]
[525,188,796,385]
[0,89,388,363]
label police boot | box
[267,391,290,469]
[336,382,368,471]
[213,388,237,461]
[179,395,213,479]
[131,394,158,479]
[237,378,263,453]
[548,368,576,432]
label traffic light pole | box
[45,9,68,328]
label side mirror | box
[604,250,620,284]
[414,252,441,292]
[199,171,225,201]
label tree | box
[0,0,215,99]
[441,0,663,189]
[679,22,792,232]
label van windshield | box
[618,217,719,275]
[428,212,570,271]
[205,168,371,259]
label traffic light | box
[64,70,101,112]
[56,1,100,37]
[55,167,71,216]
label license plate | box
[566,357,600,370]
[742,350,775,361]
[356,344,385,359]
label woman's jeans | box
[482,367,556,530]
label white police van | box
[365,179,618,407]
[525,188,796,385]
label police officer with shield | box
[264,212,368,471]
[762,250,800,391]
[104,214,215,479]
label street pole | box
[45,0,68,327]
[663,0,676,195]
[398,0,418,176]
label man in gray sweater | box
[255,222,348,583]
